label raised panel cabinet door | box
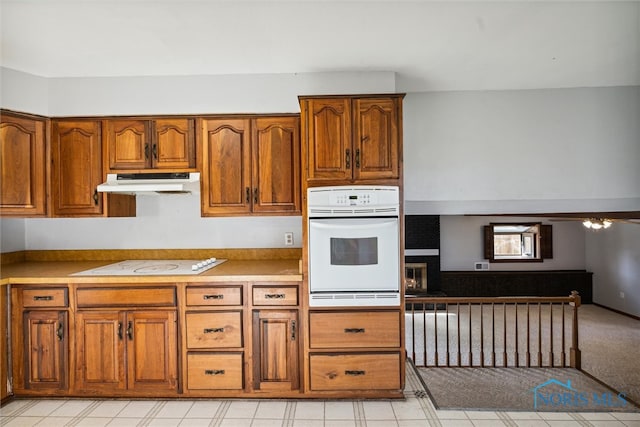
[252,117,301,214]
[353,98,400,180]
[304,98,352,181]
[152,119,195,169]
[0,114,46,216]
[23,310,67,390]
[201,119,252,215]
[252,310,299,391]
[75,311,126,392]
[106,119,149,170]
[51,120,103,216]
[126,311,178,392]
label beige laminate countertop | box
[0,259,302,285]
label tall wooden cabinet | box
[105,118,195,171]
[0,111,48,216]
[0,284,8,402]
[200,116,300,216]
[299,95,403,183]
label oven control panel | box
[308,185,399,209]
[330,191,376,206]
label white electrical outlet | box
[284,232,294,246]
[474,262,489,271]
[620,292,625,299]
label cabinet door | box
[1,284,8,400]
[51,120,103,216]
[353,98,400,180]
[252,117,301,214]
[106,119,149,170]
[252,310,299,391]
[126,311,178,392]
[153,119,195,169]
[75,311,126,392]
[304,98,352,181]
[0,113,47,216]
[201,119,252,215]
[23,310,67,390]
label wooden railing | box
[405,291,581,369]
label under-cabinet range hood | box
[97,172,200,195]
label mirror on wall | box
[484,222,552,263]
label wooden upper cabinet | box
[201,118,252,215]
[353,98,399,180]
[51,120,104,216]
[252,117,301,214]
[300,94,403,183]
[105,118,195,171]
[0,112,47,216]
[304,98,352,181]
[201,116,301,216]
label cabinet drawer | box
[310,353,400,391]
[253,285,298,306]
[22,288,68,308]
[186,286,242,306]
[186,312,242,348]
[76,287,176,307]
[309,311,400,348]
[187,353,243,390]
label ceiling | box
[1,0,639,92]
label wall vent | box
[474,262,490,271]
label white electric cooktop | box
[72,258,227,276]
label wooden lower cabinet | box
[11,286,70,395]
[22,310,68,391]
[252,310,299,391]
[75,310,178,395]
[310,353,401,391]
[1,284,9,401]
[187,353,244,390]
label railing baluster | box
[503,302,507,367]
[434,300,439,367]
[445,301,450,367]
[526,303,531,367]
[468,302,472,366]
[456,303,461,367]
[550,301,555,367]
[491,302,496,367]
[480,304,485,367]
[514,303,519,367]
[537,302,542,367]
[423,303,428,367]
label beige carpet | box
[414,304,640,412]
[416,366,639,412]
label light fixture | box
[582,218,612,230]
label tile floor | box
[2,367,640,427]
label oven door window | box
[330,237,378,265]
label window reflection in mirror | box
[484,222,552,263]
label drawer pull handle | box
[345,370,365,376]
[33,295,53,301]
[127,321,133,340]
[204,327,224,334]
[204,369,225,376]
[344,328,365,333]
[265,294,285,299]
[203,294,224,300]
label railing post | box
[569,290,582,370]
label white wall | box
[0,68,48,116]
[403,86,640,215]
[439,216,586,271]
[586,223,640,317]
[24,194,302,250]
[0,218,26,252]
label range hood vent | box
[97,172,200,195]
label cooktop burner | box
[72,259,227,276]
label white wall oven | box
[307,186,400,307]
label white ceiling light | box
[582,219,612,230]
